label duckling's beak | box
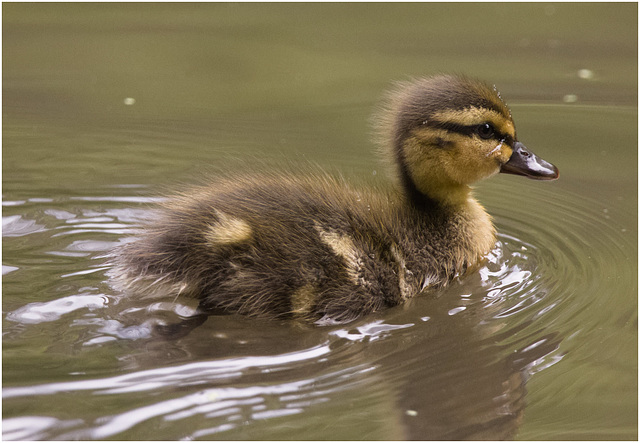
[500,142,559,180]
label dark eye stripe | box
[426,119,510,142]
[428,120,476,136]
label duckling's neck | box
[399,169,472,210]
[423,183,472,208]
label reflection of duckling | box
[108,75,558,324]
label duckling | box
[108,75,558,324]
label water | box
[3,3,637,440]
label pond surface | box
[3,3,637,440]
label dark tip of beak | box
[500,142,559,180]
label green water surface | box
[3,3,637,440]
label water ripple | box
[2,178,635,440]
[478,180,636,349]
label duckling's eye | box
[476,123,495,140]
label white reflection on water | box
[3,265,19,275]
[69,196,165,203]
[2,343,382,440]
[87,383,307,439]
[329,319,413,342]
[5,294,111,324]
[2,416,83,441]
[2,215,47,237]
[3,344,331,399]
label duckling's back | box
[108,172,494,323]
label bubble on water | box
[577,69,594,80]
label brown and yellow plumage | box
[108,75,558,324]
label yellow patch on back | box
[204,210,252,245]
[291,284,316,318]
[389,244,417,300]
[315,224,368,287]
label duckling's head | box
[376,75,558,207]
